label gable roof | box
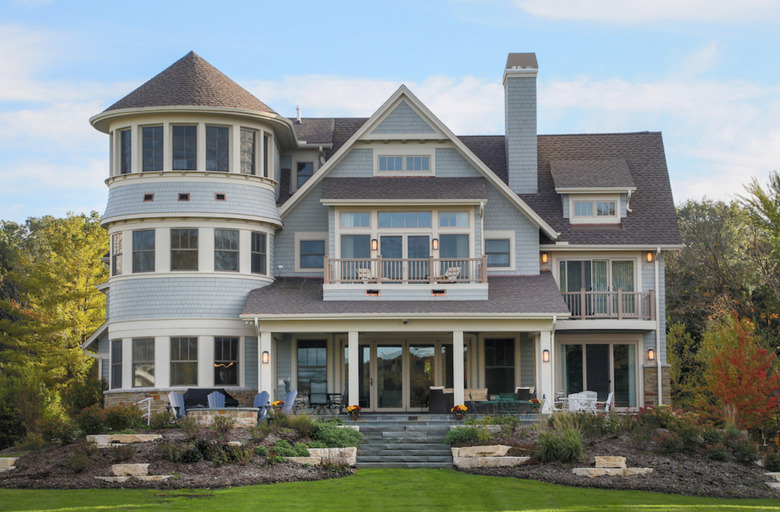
[289,118,336,145]
[321,177,487,202]
[550,159,636,191]
[103,51,276,114]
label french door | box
[379,235,430,282]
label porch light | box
[540,253,549,264]
[432,238,439,251]
[646,251,654,263]
[542,349,550,363]
[647,348,655,361]
[371,238,378,251]
[262,351,270,364]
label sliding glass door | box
[561,342,637,407]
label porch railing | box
[324,256,487,285]
[561,289,655,320]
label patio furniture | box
[254,390,270,422]
[566,392,597,412]
[435,266,461,283]
[357,268,377,284]
[281,389,298,415]
[309,380,329,415]
[207,391,226,408]
[167,391,186,420]
[595,392,614,412]
[182,388,238,409]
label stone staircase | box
[355,414,457,469]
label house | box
[84,51,681,414]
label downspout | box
[253,316,261,338]
[654,246,662,405]
[551,314,557,407]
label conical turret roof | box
[104,51,276,114]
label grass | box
[1,469,778,512]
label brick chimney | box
[503,53,538,194]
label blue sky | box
[1,0,779,223]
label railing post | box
[617,288,623,320]
[429,256,435,284]
[580,288,586,319]
[324,255,330,284]
[377,254,383,282]
[648,289,655,320]
[482,255,488,283]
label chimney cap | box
[505,53,538,70]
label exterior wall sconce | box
[432,238,439,251]
[646,251,654,263]
[262,351,270,364]
[647,348,655,361]
[540,253,549,264]
[542,349,550,363]
[371,238,378,251]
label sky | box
[1,0,779,223]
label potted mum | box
[272,400,284,413]
[451,404,468,420]
[346,405,362,419]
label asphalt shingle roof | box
[289,118,335,145]
[321,177,487,201]
[104,51,276,114]
[549,159,636,190]
[242,274,569,316]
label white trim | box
[556,187,636,194]
[568,194,620,224]
[294,231,327,272]
[541,244,683,251]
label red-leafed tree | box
[700,312,780,431]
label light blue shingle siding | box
[103,181,281,223]
[108,277,271,321]
[372,101,436,134]
[245,336,258,389]
[641,253,666,363]
[329,149,373,178]
[435,148,483,178]
[504,77,537,194]
[276,182,329,275]
[483,185,540,275]
[520,335,534,388]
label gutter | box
[654,246,662,405]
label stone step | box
[766,472,780,482]
[356,461,452,469]
[765,482,780,491]
[112,463,149,477]
[595,456,626,469]
[359,449,452,457]
[0,466,17,473]
[572,467,653,478]
[359,442,450,450]
[357,455,452,463]
[0,457,18,467]
[96,475,172,483]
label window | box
[170,337,197,386]
[562,342,637,407]
[240,129,256,175]
[214,229,239,272]
[120,129,131,174]
[251,232,267,275]
[206,126,229,171]
[172,125,197,170]
[297,340,326,396]
[341,235,370,259]
[440,234,469,259]
[170,228,198,271]
[378,155,430,172]
[111,232,123,276]
[406,156,429,171]
[569,195,619,223]
[379,156,402,171]
[214,337,238,386]
[341,212,370,228]
[132,230,155,273]
[300,240,325,269]
[297,162,313,188]
[439,212,469,228]
[378,211,431,228]
[110,339,122,389]
[132,338,154,387]
[142,126,163,172]
[486,239,510,268]
[264,134,271,178]
[559,259,636,316]
[484,339,515,395]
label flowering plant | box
[451,404,468,415]
[530,398,541,409]
[346,405,362,416]
[272,400,284,407]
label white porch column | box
[453,331,465,406]
[348,331,359,407]
[258,331,272,394]
[537,331,554,412]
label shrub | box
[272,440,296,457]
[254,445,269,457]
[444,426,490,447]
[536,429,583,463]
[15,432,44,453]
[288,415,317,438]
[179,447,203,463]
[211,415,236,438]
[305,440,327,449]
[655,432,684,453]
[674,423,704,452]
[75,405,106,435]
[156,441,181,462]
[313,424,363,448]
[266,455,286,464]
[293,442,310,457]
[547,412,585,433]
[36,415,76,445]
[178,416,201,439]
[466,415,520,429]
[730,437,759,463]
[111,443,136,462]
[75,440,98,457]
[225,443,253,464]
[0,403,26,450]
[701,427,724,446]
[149,411,172,430]
[704,443,731,461]
[629,423,655,450]
[764,451,780,472]
[636,405,677,429]
[104,405,144,432]
[249,425,269,443]
[66,452,90,473]
[62,377,107,415]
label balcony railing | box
[561,289,655,320]
[324,256,487,285]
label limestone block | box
[112,463,149,476]
[477,456,530,468]
[336,425,359,431]
[227,441,243,447]
[0,466,16,473]
[452,445,511,458]
[622,468,653,476]
[0,458,18,467]
[308,447,357,466]
[86,434,161,445]
[766,482,780,490]
[766,472,780,482]
[96,475,172,483]
[452,456,480,469]
[572,468,624,478]
[287,456,321,465]
[595,456,627,469]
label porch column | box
[348,331,359,407]
[537,331,554,412]
[258,331,273,394]
[453,331,465,406]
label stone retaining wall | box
[188,408,258,427]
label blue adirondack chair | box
[167,391,186,420]
[281,389,297,415]
[207,391,226,408]
[254,390,270,422]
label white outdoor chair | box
[436,266,461,283]
[595,392,615,412]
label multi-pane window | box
[132,230,155,273]
[214,337,238,386]
[485,239,510,268]
[132,338,154,388]
[263,134,270,178]
[297,340,326,396]
[240,129,256,175]
[439,212,469,227]
[341,212,370,228]
[299,240,325,269]
[572,199,617,218]
[170,228,198,271]
[484,339,515,395]
[597,201,616,216]
[170,337,197,386]
[378,155,430,172]
[405,156,429,171]
[172,125,197,170]
[206,126,229,172]
[111,232,123,276]
[379,156,402,171]
[120,129,132,174]
[214,229,239,271]
[297,162,313,188]
[378,211,431,228]
[142,126,163,172]
[110,339,122,389]
[251,232,267,275]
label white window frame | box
[295,231,328,272]
[483,230,515,271]
[555,255,641,293]
[373,146,435,177]
[568,194,620,224]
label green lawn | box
[1,469,778,512]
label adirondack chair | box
[254,390,270,422]
[281,389,297,415]
[356,267,376,284]
[167,391,186,420]
[436,266,461,283]
[207,391,226,408]
[596,392,615,412]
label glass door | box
[585,344,610,401]
[409,345,434,409]
[561,343,637,405]
[376,345,403,409]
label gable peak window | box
[378,155,430,173]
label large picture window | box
[251,232,267,274]
[214,337,239,386]
[172,125,197,170]
[171,228,198,271]
[132,230,155,273]
[562,342,636,407]
[214,229,239,271]
[142,126,163,172]
[206,126,229,172]
[132,338,154,388]
[559,259,636,316]
[170,337,197,386]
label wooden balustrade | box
[324,256,487,285]
[560,289,655,320]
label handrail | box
[560,289,655,320]
[134,397,153,425]
[325,256,487,285]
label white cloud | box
[511,0,780,23]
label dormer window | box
[569,195,620,224]
[297,162,313,188]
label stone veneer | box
[104,389,259,415]
[643,365,671,406]
[188,408,258,427]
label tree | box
[666,322,702,410]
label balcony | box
[561,289,655,321]
[325,256,487,285]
